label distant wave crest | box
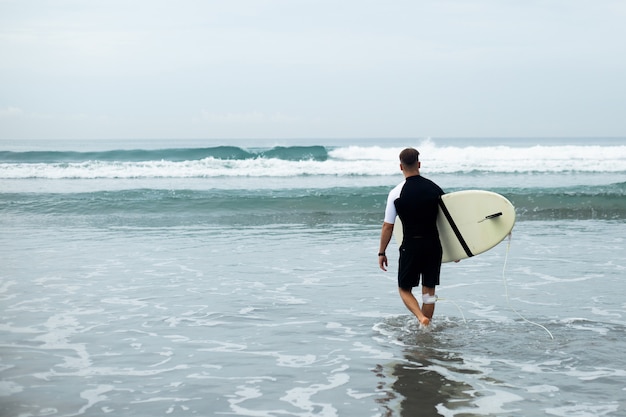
[1,143,625,179]
[0,145,329,163]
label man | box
[378,148,444,326]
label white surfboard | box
[394,190,516,263]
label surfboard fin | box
[479,212,503,222]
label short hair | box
[399,148,420,167]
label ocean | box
[1,137,625,417]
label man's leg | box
[421,286,436,319]
[398,287,430,326]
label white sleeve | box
[383,181,404,224]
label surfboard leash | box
[501,233,554,339]
[433,295,468,325]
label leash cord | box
[502,233,554,339]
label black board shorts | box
[397,237,442,290]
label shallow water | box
[2,138,625,416]
[1,217,625,416]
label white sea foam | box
[351,342,395,360]
[0,380,23,396]
[564,367,626,381]
[280,372,351,417]
[274,353,317,368]
[226,384,277,417]
[545,402,620,417]
[525,384,559,394]
[72,385,115,417]
[1,143,625,178]
[465,303,511,323]
[32,313,93,371]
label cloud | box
[1,0,625,139]
[198,110,300,125]
[0,107,24,118]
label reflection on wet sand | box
[374,325,483,417]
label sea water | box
[1,138,625,416]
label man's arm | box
[378,222,394,271]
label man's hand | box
[378,254,388,271]
[378,222,394,272]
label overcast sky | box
[1,0,625,140]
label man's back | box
[394,175,443,240]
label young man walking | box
[378,148,444,326]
